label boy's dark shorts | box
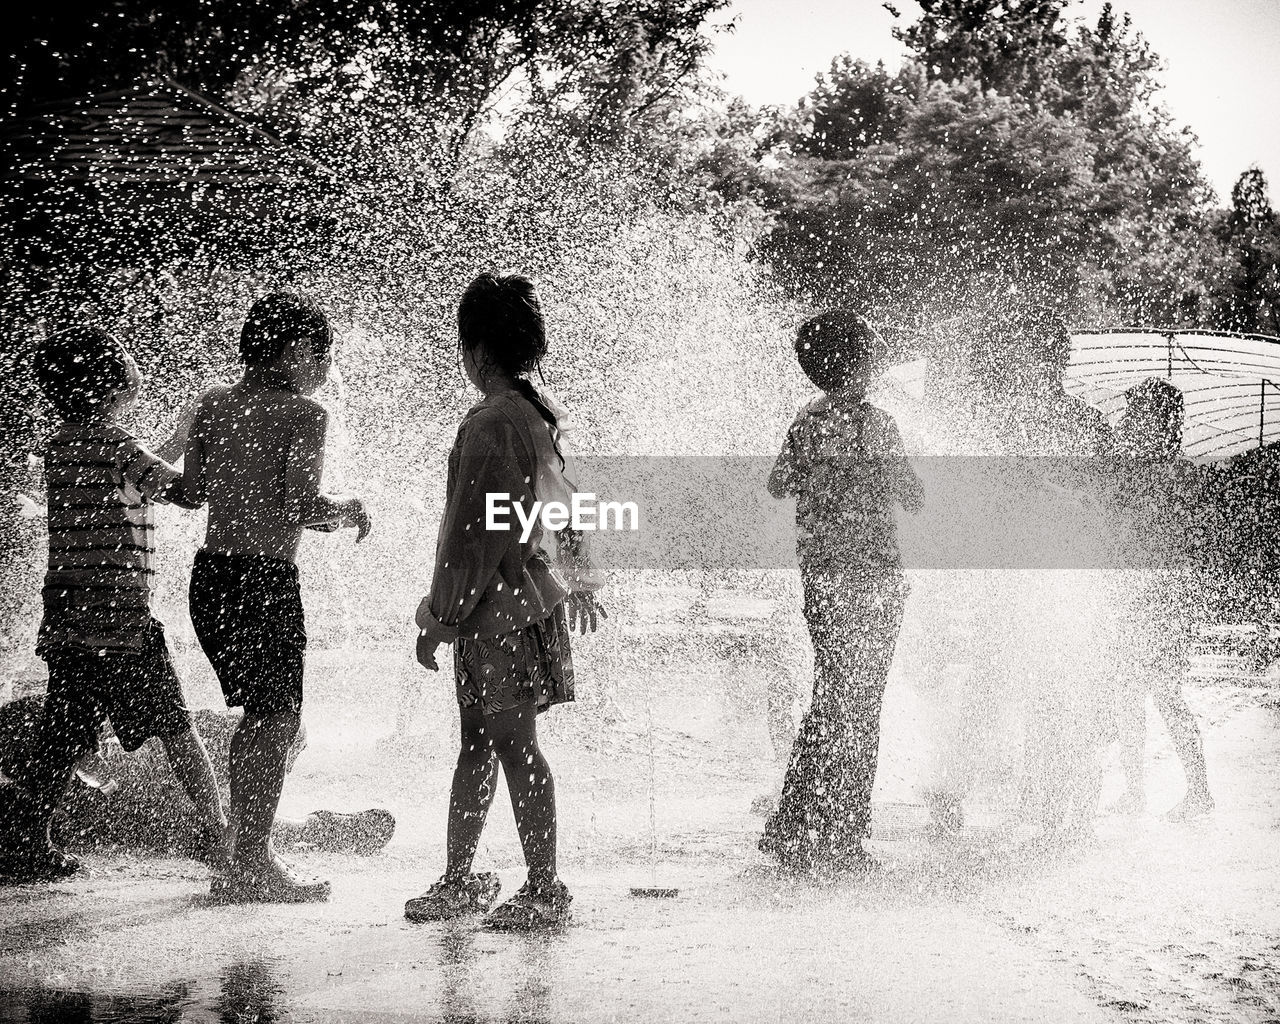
[38,618,192,756]
[189,549,305,717]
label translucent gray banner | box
[531,456,1262,571]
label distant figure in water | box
[184,292,372,903]
[0,696,395,857]
[408,272,604,930]
[984,303,1113,458]
[759,310,924,875]
[0,328,227,885]
[989,306,1114,846]
[1110,378,1214,819]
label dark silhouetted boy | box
[185,293,370,903]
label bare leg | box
[160,728,228,849]
[228,711,299,869]
[21,765,76,850]
[403,712,503,920]
[226,716,248,852]
[20,695,96,846]
[1153,677,1213,816]
[1114,680,1147,813]
[445,707,500,879]
[0,691,92,877]
[491,705,557,887]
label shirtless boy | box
[184,292,371,903]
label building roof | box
[2,77,330,187]
[1067,328,1280,461]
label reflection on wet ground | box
[0,909,568,1023]
[0,962,285,1024]
[0,985,190,1024]
[0,684,1275,1023]
[217,960,288,1024]
[0,857,1133,1024]
[435,925,555,1024]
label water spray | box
[629,692,679,899]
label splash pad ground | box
[0,633,1276,1024]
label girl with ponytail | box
[406,273,604,931]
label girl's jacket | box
[416,385,600,644]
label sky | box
[707,0,1280,203]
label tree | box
[688,97,801,207]
[1207,168,1280,335]
[887,0,1069,94]
[758,78,1100,321]
[794,57,914,160]
[713,2,1219,330]
[1039,5,1214,324]
[3,0,727,167]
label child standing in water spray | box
[185,293,372,903]
[760,310,924,875]
[0,328,229,884]
[407,272,603,931]
[1110,377,1214,819]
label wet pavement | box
[1,859,1112,1023]
[1,664,1277,1022]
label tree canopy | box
[4,0,726,149]
[1208,168,1280,335]
[697,1,1235,336]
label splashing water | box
[0,85,1258,883]
[0,163,1173,850]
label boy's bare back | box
[185,377,330,563]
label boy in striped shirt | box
[0,327,227,884]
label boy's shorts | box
[189,549,306,717]
[455,603,574,716]
[39,618,192,755]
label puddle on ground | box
[0,959,293,1024]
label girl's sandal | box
[482,878,572,931]
[404,871,501,922]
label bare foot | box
[1165,789,1214,821]
[196,821,234,870]
[1108,789,1146,816]
[212,850,330,904]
